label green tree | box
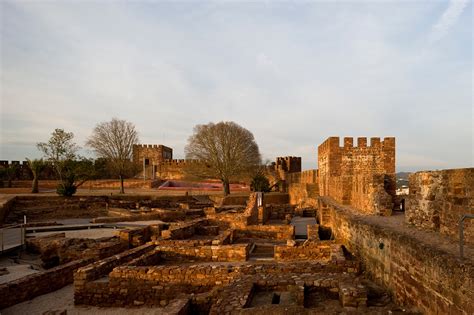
[185,121,261,195]
[250,172,271,192]
[37,129,92,196]
[2,164,19,188]
[26,158,47,193]
[86,118,140,194]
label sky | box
[0,0,472,172]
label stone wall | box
[233,225,295,240]
[286,170,319,207]
[92,209,186,224]
[0,258,93,309]
[274,241,336,261]
[158,244,249,262]
[26,233,126,268]
[318,137,396,216]
[2,195,195,225]
[407,168,473,244]
[161,218,208,239]
[155,159,189,180]
[266,204,294,221]
[210,193,289,207]
[319,196,474,314]
[75,259,360,308]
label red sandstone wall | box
[407,168,474,244]
[318,137,395,215]
[320,197,473,314]
[286,170,319,207]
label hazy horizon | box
[1,1,472,172]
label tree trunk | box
[32,173,39,193]
[119,175,125,194]
[223,179,230,196]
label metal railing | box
[459,214,474,259]
[0,224,26,254]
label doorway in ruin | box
[290,216,317,240]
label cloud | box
[0,1,471,171]
[429,0,469,43]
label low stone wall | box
[307,224,320,240]
[74,260,360,308]
[407,168,473,244]
[92,209,186,223]
[158,244,249,262]
[74,243,155,285]
[118,226,157,247]
[4,196,109,224]
[266,204,294,220]
[320,196,474,314]
[0,258,93,309]
[3,194,201,225]
[234,225,295,240]
[161,218,208,239]
[85,179,155,189]
[274,241,335,261]
[210,270,362,314]
[210,193,289,206]
[26,233,126,268]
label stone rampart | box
[407,168,473,244]
[319,196,474,314]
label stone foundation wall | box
[233,225,295,240]
[2,195,196,225]
[274,241,335,261]
[407,168,474,244]
[75,260,360,308]
[266,204,294,220]
[92,209,186,223]
[320,197,474,314]
[158,244,249,262]
[161,218,208,239]
[210,193,289,206]
[0,258,93,309]
[307,224,320,240]
[74,243,155,289]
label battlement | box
[132,144,172,150]
[159,159,200,166]
[317,136,396,215]
[318,137,395,154]
[274,156,302,174]
[0,160,29,168]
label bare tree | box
[86,118,139,194]
[185,121,261,195]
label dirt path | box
[1,284,168,315]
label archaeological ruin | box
[0,136,472,314]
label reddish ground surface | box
[158,180,249,191]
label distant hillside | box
[396,172,411,188]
